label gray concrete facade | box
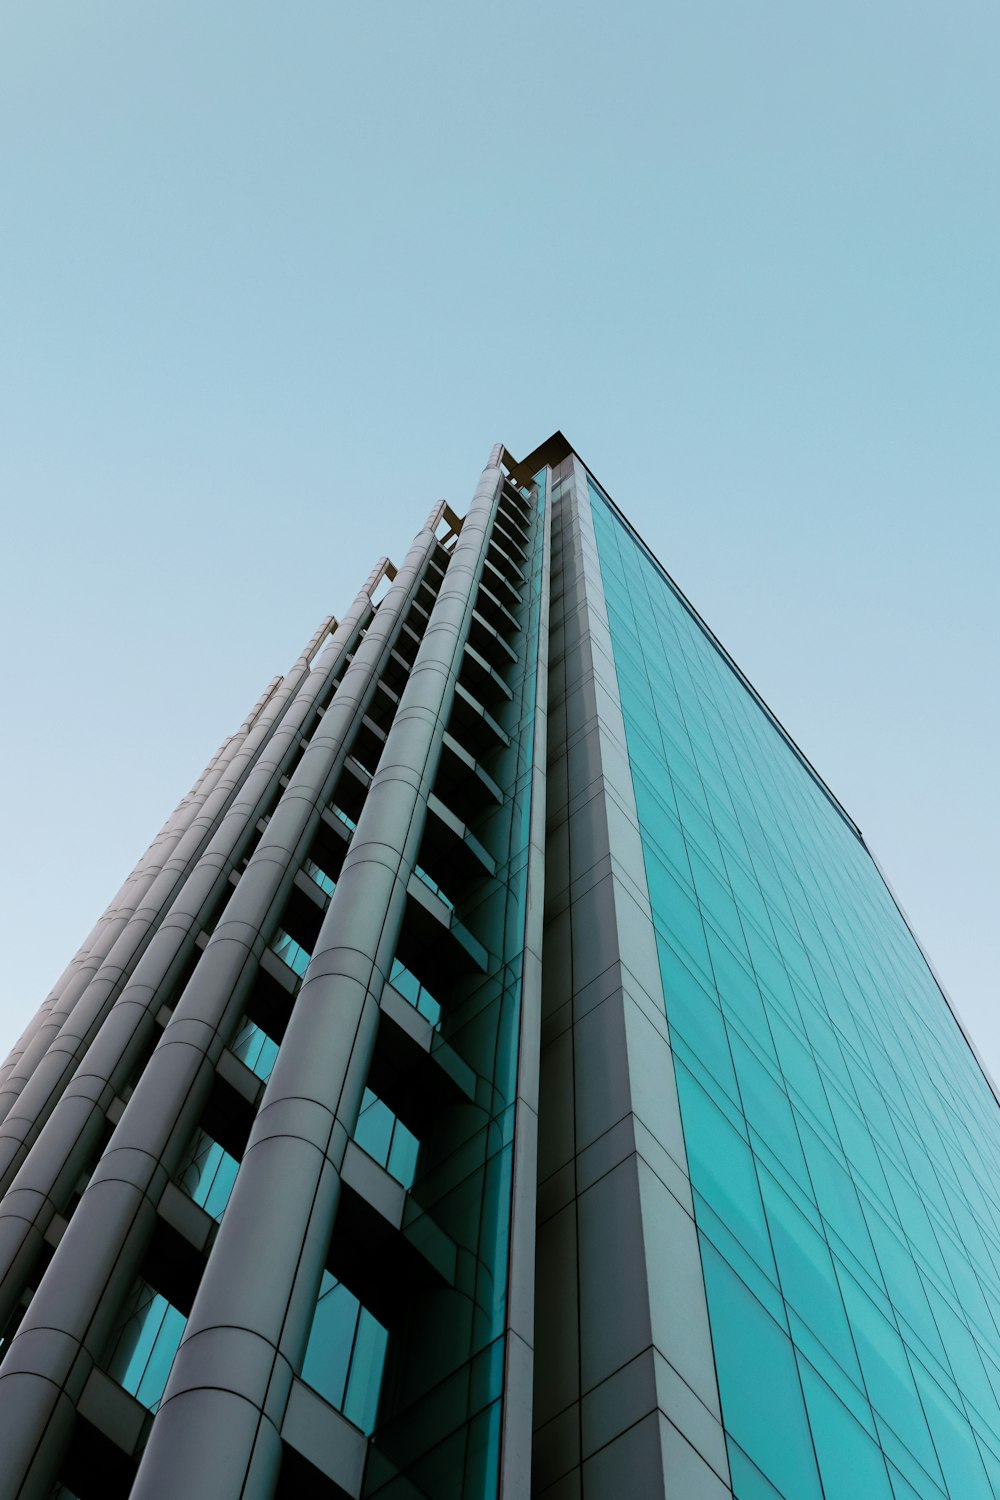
[0,435,732,1500]
[127,453,509,1500]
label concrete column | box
[0,543,436,1500]
[0,624,329,1118]
[128,456,504,1500]
[0,706,256,1096]
[0,618,337,1145]
[497,468,551,1500]
[532,462,731,1499]
[0,607,369,1323]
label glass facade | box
[590,477,1000,1500]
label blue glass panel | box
[590,474,1000,1500]
[343,1308,389,1432]
[353,1089,420,1189]
[701,1242,823,1499]
[270,927,311,977]
[303,858,336,896]
[179,1128,239,1220]
[675,1065,777,1286]
[106,1282,186,1411]
[414,863,455,911]
[727,1444,787,1500]
[302,1272,390,1435]
[389,957,442,1027]
[910,1358,993,1500]
[798,1361,894,1499]
[231,1017,278,1081]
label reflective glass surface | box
[231,1016,278,1081]
[330,803,358,833]
[353,1088,420,1189]
[178,1127,239,1220]
[414,863,456,911]
[303,858,336,897]
[590,478,1000,1500]
[106,1280,186,1411]
[270,927,311,977]
[302,1273,388,1434]
[389,957,442,1027]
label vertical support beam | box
[533,460,731,1498]
[0,615,332,1126]
[0,614,344,1174]
[0,558,421,1500]
[497,467,552,1499]
[1,656,286,1092]
[128,453,505,1500]
[0,689,269,1097]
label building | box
[0,434,997,1500]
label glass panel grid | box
[589,478,1000,1500]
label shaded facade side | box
[0,450,548,1500]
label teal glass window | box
[301,1274,388,1433]
[269,927,311,977]
[231,1016,278,1081]
[389,957,442,1027]
[353,1089,420,1189]
[413,863,455,911]
[178,1127,239,1220]
[798,1362,894,1500]
[701,1243,823,1499]
[106,1281,186,1411]
[302,858,336,897]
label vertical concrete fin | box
[125,463,503,1500]
[533,457,732,1499]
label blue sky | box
[1,2,997,1073]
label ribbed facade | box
[0,435,995,1500]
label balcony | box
[434,731,502,829]
[474,577,521,636]
[459,641,512,712]
[486,536,527,588]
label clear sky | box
[1,3,997,1077]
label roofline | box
[509,431,1000,1114]
[510,430,864,844]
